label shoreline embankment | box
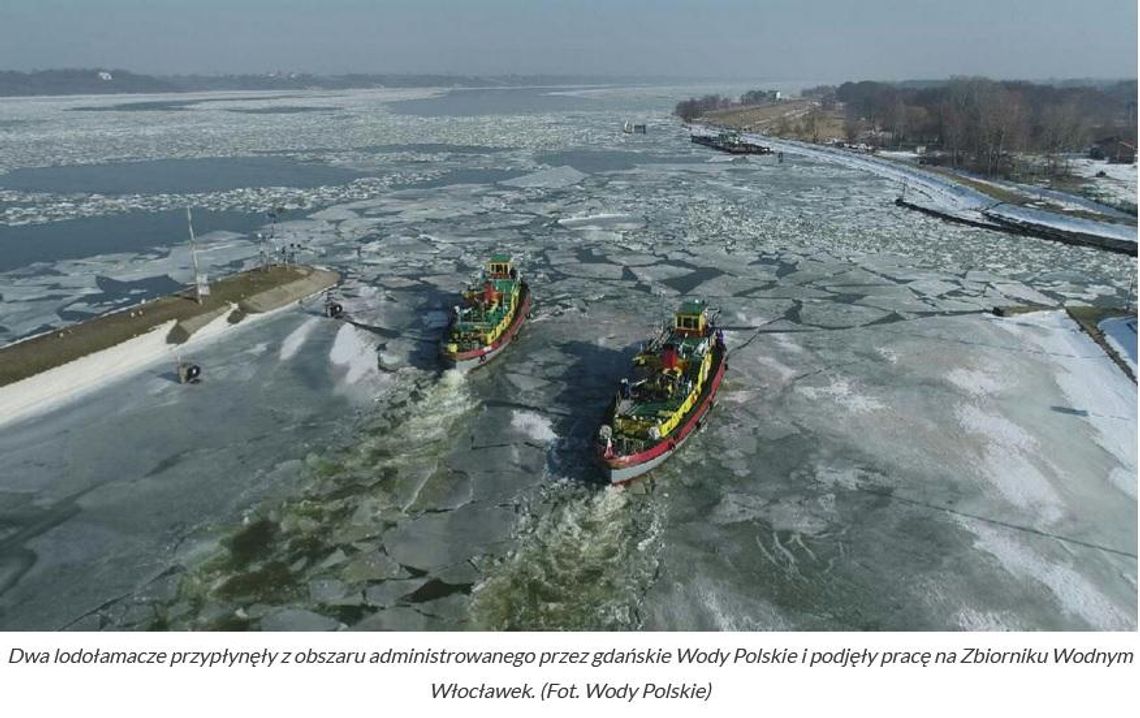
[0,264,339,427]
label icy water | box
[0,208,259,276]
[0,86,1134,631]
[0,156,369,195]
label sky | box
[0,0,1136,81]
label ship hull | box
[600,343,727,484]
[441,283,531,372]
[690,134,771,155]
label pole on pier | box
[186,207,204,304]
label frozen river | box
[0,85,1135,630]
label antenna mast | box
[186,207,205,304]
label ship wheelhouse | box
[486,254,517,280]
[674,299,709,336]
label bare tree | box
[1039,101,1085,176]
[844,105,865,143]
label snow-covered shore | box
[0,268,339,428]
[703,127,1138,252]
[0,302,290,428]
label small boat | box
[441,255,531,371]
[597,300,727,484]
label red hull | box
[442,283,531,371]
[600,344,727,484]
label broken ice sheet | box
[0,85,1135,632]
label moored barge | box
[691,131,772,155]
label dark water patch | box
[68,95,302,112]
[824,292,865,305]
[61,275,189,325]
[732,282,778,297]
[329,604,372,624]
[402,564,430,578]
[0,486,97,611]
[0,209,261,272]
[69,99,203,112]
[216,561,292,601]
[51,274,199,321]
[575,247,612,264]
[387,86,607,116]
[0,156,369,195]
[545,339,636,484]
[860,311,909,328]
[661,266,725,295]
[55,308,97,323]
[93,273,185,298]
[226,106,339,115]
[775,261,799,278]
[783,300,804,325]
[5,265,66,279]
[406,578,472,603]
[226,518,279,568]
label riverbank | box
[0,264,339,426]
[691,123,1138,255]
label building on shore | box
[1090,136,1136,164]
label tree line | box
[675,78,1137,177]
[833,78,1135,175]
[674,94,740,122]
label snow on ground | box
[0,301,271,428]
[725,129,993,213]
[0,319,179,427]
[877,150,920,162]
[1070,157,1138,209]
[719,127,1137,247]
[985,203,1138,243]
